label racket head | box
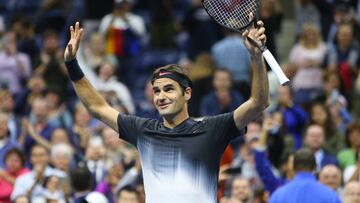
[202,0,260,32]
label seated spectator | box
[0,89,23,142]
[0,113,20,169]
[50,143,74,174]
[276,86,308,150]
[323,70,352,134]
[303,124,338,171]
[79,32,118,71]
[70,162,93,203]
[338,122,360,169]
[200,68,245,116]
[14,74,47,116]
[11,145,66,201]
[211,29,251,99]
[86,137,109,189]
[319,164,343,198]
[96,164,125,203]
[0,148,30,203]
[288,23,327,105]
[33,30,69,99]
[325,23,360,100]
[269,148,341,203]
[343,181,360,203]
[343,150,360,183]
[45,88,73,130]
[220,177,253,203]
[116,185,140,203]
[309,102,344,155]
[94,61,135,114]
[24,97,57,162]
[0,31,31,95]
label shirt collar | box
[294,172,316,181]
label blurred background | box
[0,0,359,203]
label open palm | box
[64,22,84,62]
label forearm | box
[349,166,360,182]
[249,55,269,109]
[66,59,108,114]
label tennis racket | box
[202,0,290,85]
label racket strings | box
[203,0,258,30]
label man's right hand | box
[64,22,84,62]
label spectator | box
[70,162,93,203]
[269,148,341,203]
[33,30,69,98]
[0,113,21,169]
[24,97,57,161]
[211,29,251,99]
[99,0,146,86]
[79,32,118,71]
[11,14,40,65]
[288,23,327,105]
[94,61,135,114]
[11,145,66,201]
[45,88,73,130]
[0,89,23,142]
[0,148,30,203]
[294,0,320,39]
[309,102,344,155]
[276,86,308,150]
[14,74,47,116]
[116,185,140,203]
[303,124,338,171]
[200,68,245,116]
[50,143,74,174]
[96,164,125,203]
[259,0,283,60]
[220,177,253,203]
[343,181,360,203]
[187,53,215,117]
[319,164,343,197]
[326,23,360,99]
[0,31,31,95]
[338,122,360,169]
[85,137,109,189]
[323,70,352,135]
[343,150,360,183]
[182,0,223,59]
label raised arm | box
[233,21,270,130]
[64,22,119,131]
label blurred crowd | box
[0,0,360,202]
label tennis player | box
[64,21,269,203]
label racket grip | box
[262,49,290,86]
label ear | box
[184,87,192,101]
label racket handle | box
[262,49,290,86]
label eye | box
[164,87,174,92]
[153,89,160,95]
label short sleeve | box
[203,112,246,144]
[117,114,150,146]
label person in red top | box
[0,148,30,203]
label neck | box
[163,109,189,129]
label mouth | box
[158,103,170,109]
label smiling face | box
[152,78,191,118]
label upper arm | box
[92,104,120,132]
[233,98,264,130]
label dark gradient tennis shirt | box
[117,112,244,203]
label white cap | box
[85,192,109,203]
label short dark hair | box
[70,162,93,192]
[293,148,316,172]
[4,148,25,167]
[151,64,192,89]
